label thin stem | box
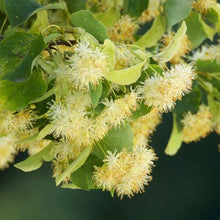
[96,141,107,156]
[0,17,7,35]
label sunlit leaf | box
[165,113,183,156]
[135,14,166,48]
[14,143,54,172]
[153,21,187,63]
[71,10,109,42]
[56,145,93,186]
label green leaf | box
[0,0,5,13]
[196,60,220,73]
[29,10,49,34]
[56,145,93,186]
[185,12,209,49]
[124,0,149,17]
[71,10,109,42]
[89,82,103,108]
[173,83,201,121]
[64,0,87,13]
[67,155,102,190]
[0,32,46,82]
[208,95,220,124]
[100,8,120,28]
[131,101,152,119]
[0,70,47,111]
[5,0,42,27]
[93,123,134,159]
[102,39,116,71]
[14,143,54,172]
[165,113,183,156]
[165,0,193,29]
[105,60,146,85]
[135,14,166,48]
[153,21,187,63]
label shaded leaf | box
[5,0,42,27]
[165,0,193,29]
[0,70,47,111]
[68,155,102,190]
[131,101,152,119]
[89,83,103,108]
[124,0,149,17]
[0,32,46,82]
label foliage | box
[0,0,219,199]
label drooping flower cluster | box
[93,145,157,198]
[181,105,213,143]
[142,64,196,112]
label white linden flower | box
[48,101,94,146]
[0,110,34,135]
[130,108,161,147]
[142,64,196,112]
[181,105,213,143]
[93,146,157,198]
[65,91,92,111]
[192,44,220,62]
[68,41,108,90]
[0,135,17,170]
[98,90,139,127]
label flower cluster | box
[93,145,157,198]
[142,64,196,112]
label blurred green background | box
[0,113,219,220]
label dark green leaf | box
[89,82,103,108]
[124,0,149,17]
[131,101,152,119]
[0,0,5,13]
[71,10,108,42]
[165,0,193,29]
[101,79,111,99]
[5,0,42,27]
[0,69,47,111]
[203,8,219,27]
[173,83,201,128]
[208,95,220,123]
[64,0,87,13]
[0,32,46,82]
[69,155,102,190]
